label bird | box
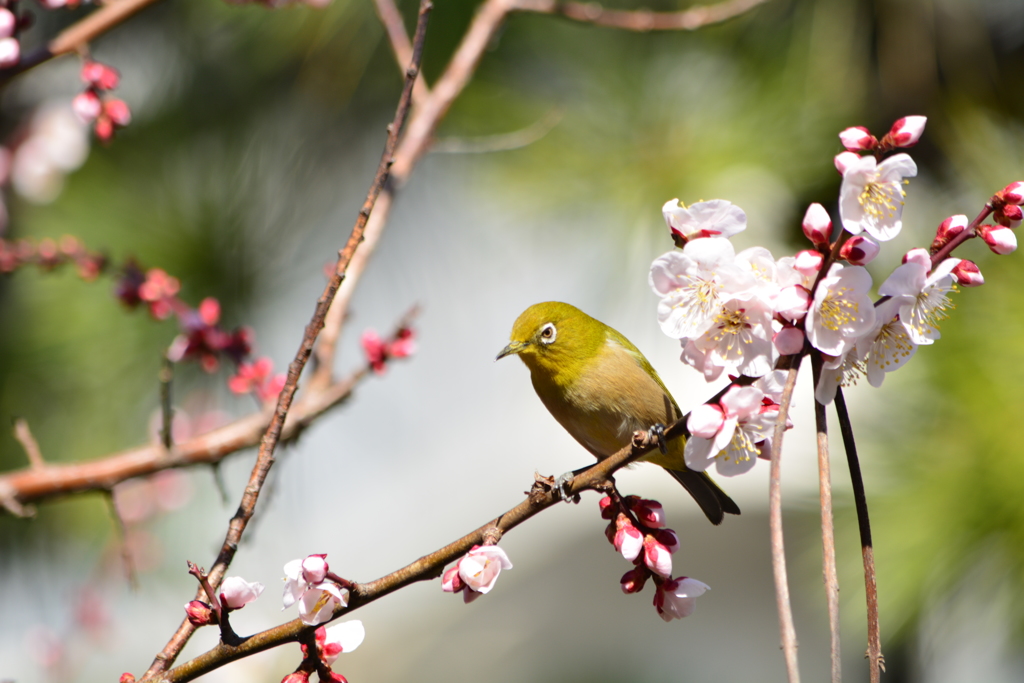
[496,301,740,525]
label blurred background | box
[2,0,1024,681]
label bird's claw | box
[554,471,575,502]
[648,423,669,454]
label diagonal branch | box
[140,3,433,678]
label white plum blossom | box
[649,237,753,340]
[443,545,513,603]
[814,350,866,405]
[878,249,959,345]
[684,385,777,476]
[219,577,264,610]
[691,294,775,380]
[319,620,365,665]
[839,153,917,241]
[806,263,876,357]
[856,297,917,388]
[654,577,710,621]
[662,198,746,243]
[282,555,348,626]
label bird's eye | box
[539,323,557,344]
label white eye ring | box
[539,322,557,344]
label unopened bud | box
[653,528,680,554]
[301,555,329,584]
[886,116,926,148]
[999,181,1024,205]
[773,326,805,355]
[978,225,1017,254]
[931,215,968,252]
[0,9,16,38]
[598,496,615,520]
[629,499,666,529]
[801,203,831,248]
[0,37,19,69]
[72,91,102,123]
[620,566,649,594]
[995,203,1023,229]
[793,249,824,276]
[184,600,216,626]
[839,234,880,265]
[951,260,984,287]
[834,151,861,175]
[281,672,311,683]
[838,126,877,152]
[120,674,137,683]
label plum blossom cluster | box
[72,61,132,142]
[0,235,105,278]
[360,326,416,374]
[650,116,1023,475]
[600,495,710,621]
[441,544,513,603]
[114,260,286,403]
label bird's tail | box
[666,468,741,525]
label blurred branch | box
[769,363,801,683]
[140,1,433,678]
[153,411,681,682]
[373,0,432,106]
[835,389,884,683]
[513,0,770,31]
[431,109,562,154]
[13,417,45,470]
[812,357,842,683]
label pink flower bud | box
[302,555,329,584]
[441,565,464,593]
[104,99,132,126]
[0,37,19,69]
[838,234,880,265]
[219,576,265,610]
[931,214,968,252]
[198,297,220,326]
[629,498,666,528]
[613,515,644,561]
[887,116,926,147]
[833,151,862,174]
[978,225,1017,254]
[801,203,831,248]
[838,126,877,151]
[951,260,984,287]
[653,528,680,554]
[793,249,824,277]
[774,285,810,322]
[995,203,1022,228]
[281,672,311,683]
[999,181,1024,205]
[184,600,216,626]
[0,9,16,39]
[598,496,615,519]
[81,61,120,90]
[361,330,387,374]
[94,117,114,142]
[643,535,672,578]
[773,326,805,355]
[620,566,649,594]
[687,403,724,439]
[120,675,137,683]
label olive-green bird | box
[497,301,739,525]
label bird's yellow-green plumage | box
[497,301,739,525]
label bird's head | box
[496,302,605,376]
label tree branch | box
[512,0,771,31]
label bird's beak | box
[496,340,528,361]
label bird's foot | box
[647,423,669,454]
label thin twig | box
[769,363,801,683]
[106,489,139,591]
[373,0,431,105]
[512,0,770,31]
[13,418,45,469]
[834,388,883,682]
[140,3,433,678]
[812,356,841,683]
[159,357,174,450]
